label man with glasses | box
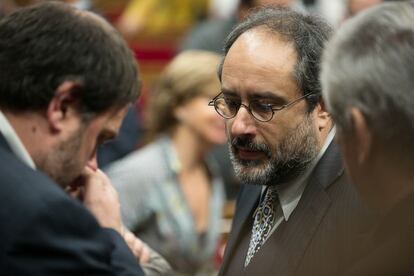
[214,7,376,276]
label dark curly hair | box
[0,2,140,115]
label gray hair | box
[218,6,333,111]
[321,1,414,148]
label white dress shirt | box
[0,110,36,169]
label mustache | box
[231,136,272,158]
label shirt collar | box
[0,110,36,169]
[264,126,336,221]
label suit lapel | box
[271,142,343,274]
[249,177,332,275]
[220,143,344,275]
[245,143,345,275]
[308,142,344,191]
[220,184,261,275]
[0,131,13,153]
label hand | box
[67,166,122,233]
[121,226,150,264]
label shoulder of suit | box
[0,148,107,248]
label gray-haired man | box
[322,1,414,274]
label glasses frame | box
[208,92,317,122]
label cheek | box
[77,137,94,164]
[190,104,221,126]
[265,114,305,144]
[225,120,233,138]
[338,136,361,183]
[199,112,227,140]
[209,111,226,129]
[256,123,279,146]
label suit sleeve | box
[4,196,145,276]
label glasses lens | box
[215,97,238,119]
[250,101,273,122]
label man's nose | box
[230,106,257,137]
[87,153,98,171]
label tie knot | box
[264,186,278,203]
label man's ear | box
[348,107,372,165]
[314,100,331,132]
[47,81,81,133]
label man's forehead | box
[93,105,129,132]
[224,28,297,73]
[221,28,299,98]
[108,106,129,125]
[234,27,294,53]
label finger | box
[67,187,81,198]
[139,244,150,264]
[95,169,112,184]
[68,185,85,200]
[132,236,143,256]
[81,167,104,191]
[124,231,143,256]
[125,231,136,245]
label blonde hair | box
[145,50,221,142]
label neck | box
[171,126,211,171]
[2,110,52,168]
[365,153,414,213]
[319,120,334,147]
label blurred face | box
[335,116,374,206]
[42,106,128,187]
[221,28,321,186]
[348,0,381,17]
[255,0,292,7]
[336,129,360,183]
[176,93,227,147]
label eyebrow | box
[221,88,286,102]
[249,91,286,102]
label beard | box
[39,125,85,188]
[228,114,320,186]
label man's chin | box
[234,154,267,166]
[232,160,272,186]
[236,162,262,173]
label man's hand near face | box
[67,166,122,233]
[67,166,159,267]
[121,225,151,265]
[120,225,174,275]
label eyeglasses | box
[208,92,317,122]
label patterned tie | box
[245,186,278,267]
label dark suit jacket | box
[344,193,414,276]
[0,133,144,275]
[220,143,377,276]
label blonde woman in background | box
[106,50,227,275]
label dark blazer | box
[220,143,377,276]
[344,193,414,276]
[0,133,144,276]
